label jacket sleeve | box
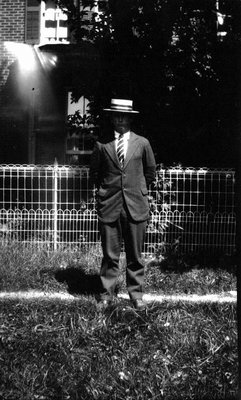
[143,139,156,187]
[89,142,101,188]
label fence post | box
[53,159,58,251]
[236,153,241,400]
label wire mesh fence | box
[0,164,91,210]
[0,163,236,255]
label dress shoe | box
[132,298,146,311]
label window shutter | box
[26,5,40,44]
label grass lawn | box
[0,242,238,399]
[0,242,237,295]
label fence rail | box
[0,164,236,255]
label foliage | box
[148,166,177,213]
[52,0,241,167]
[0,213,60,249]
[66,110,99,163]
[147,166,185,266]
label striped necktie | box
[116,134,125,167]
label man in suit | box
[90,99,156,309]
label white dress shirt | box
[114,130,130,159]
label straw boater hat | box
[103,99,139,114]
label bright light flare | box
[34,46,58,71]
[4,41,37,73]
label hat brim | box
[103,108,139,114]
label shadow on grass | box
[54,266,104,296]
[147,252,237,274]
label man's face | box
[111,112,132,134]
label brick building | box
[0,0,100,165]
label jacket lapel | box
[104,140,120,168]
[123,132,139,168]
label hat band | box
[111,104,133,112]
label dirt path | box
[0,290,237,303]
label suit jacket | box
[89,131,156,223]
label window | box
[43,3,69,43]
[65,94,94,166]
[26,0,69,45]
[26,0,41,44]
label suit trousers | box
[99,202,147,301]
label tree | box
[54,0,241,166]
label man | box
[90,98,156,310]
